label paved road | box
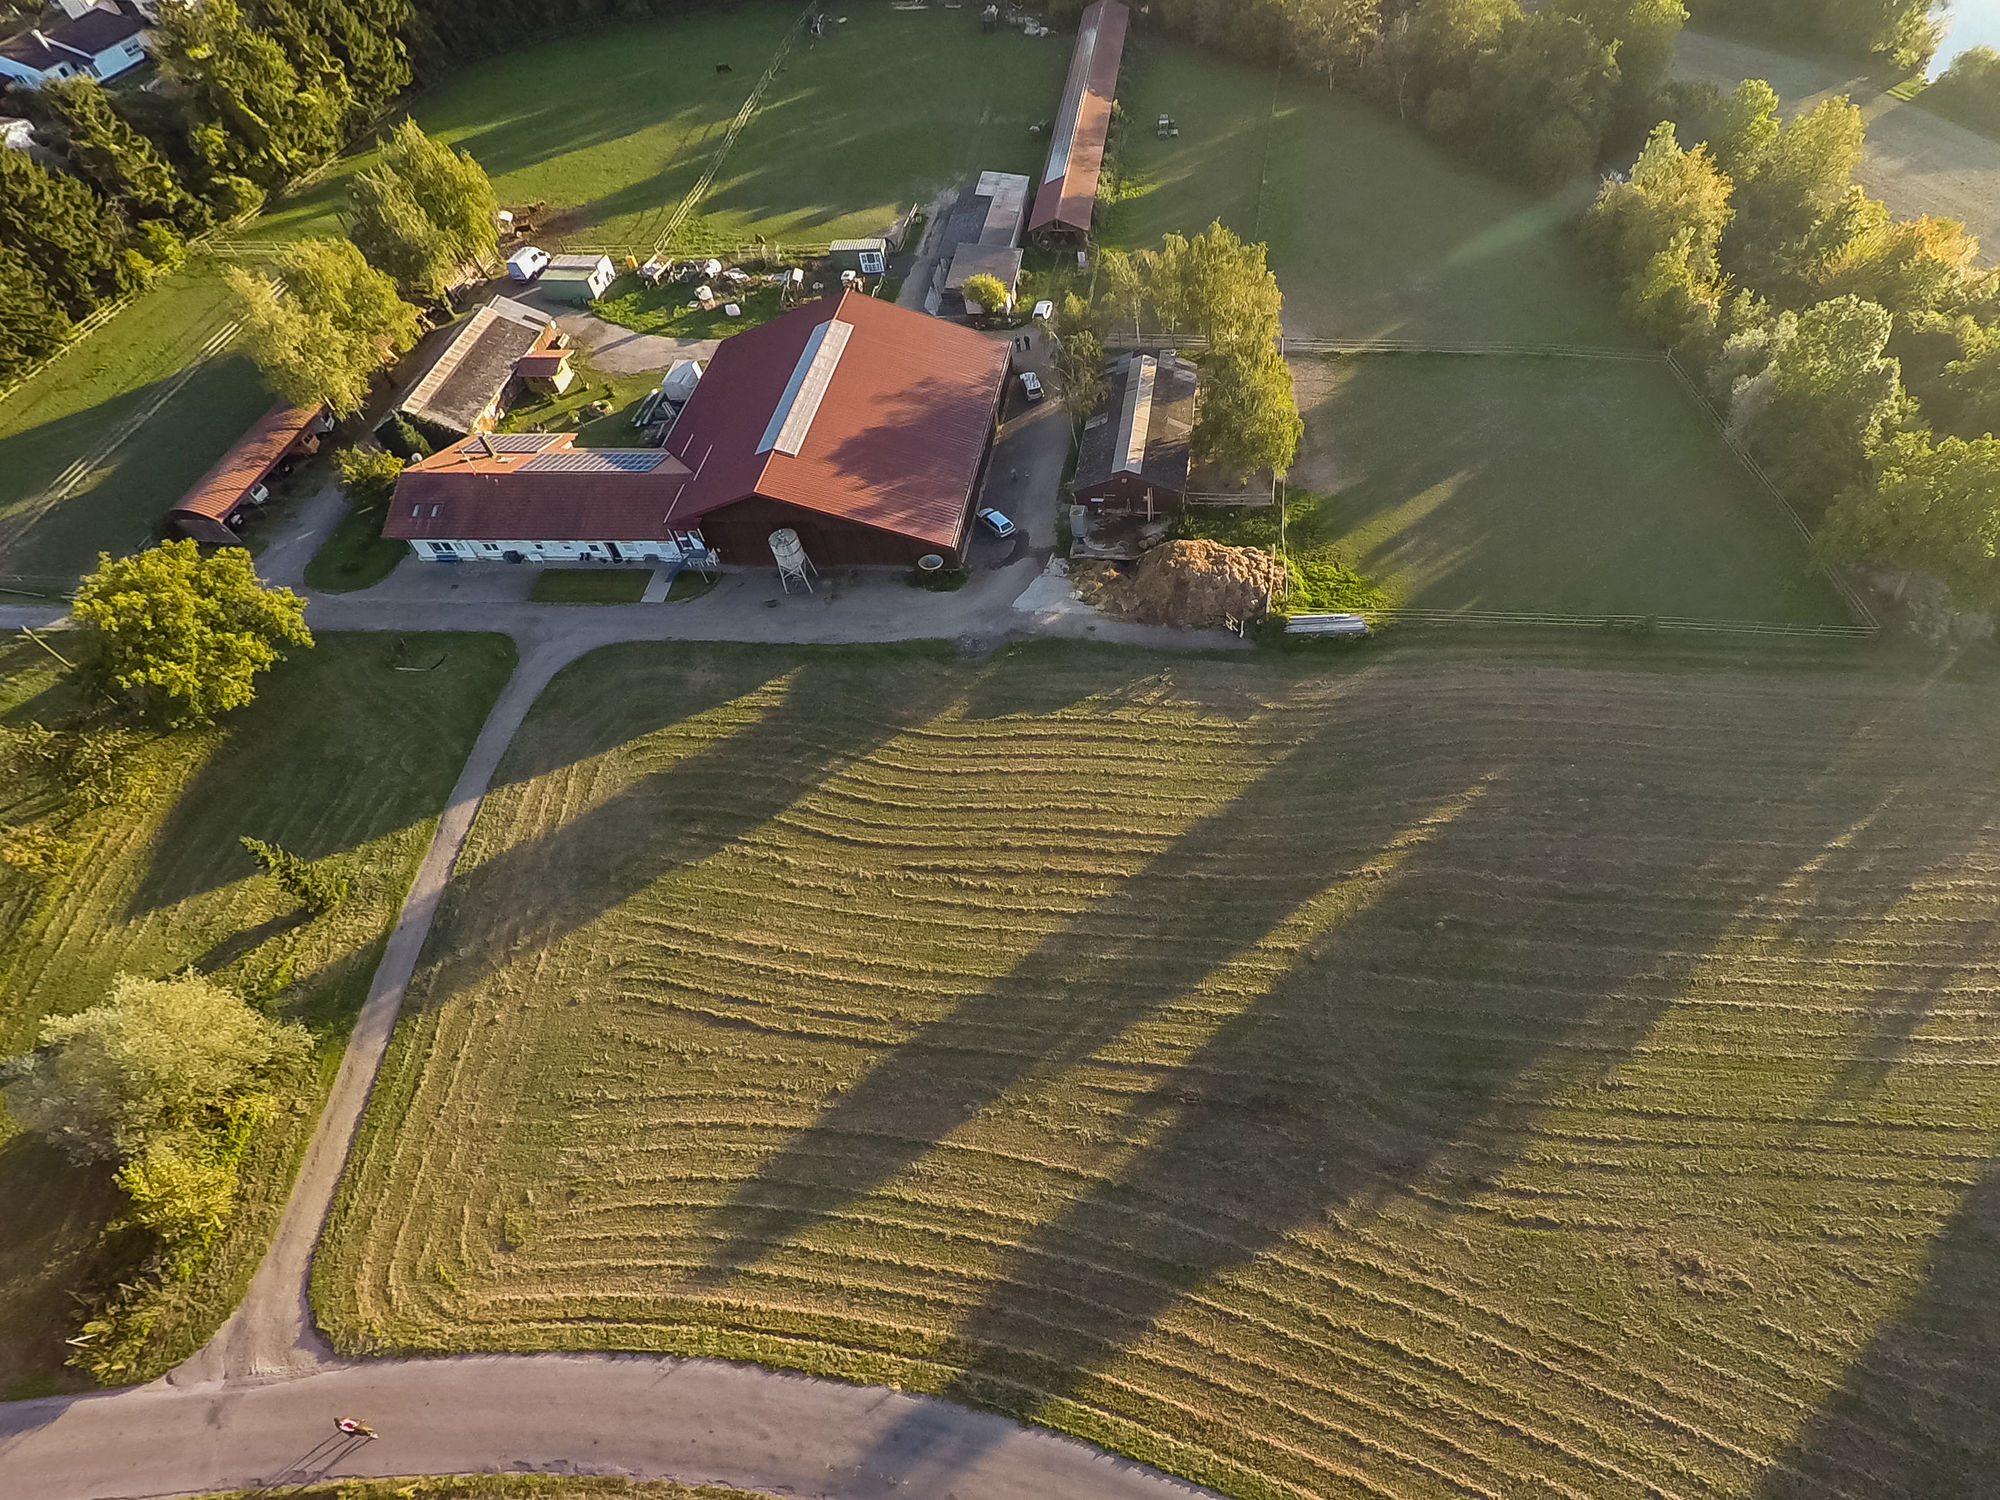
[0,1354,1222,1500]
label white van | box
[506,246,550,283]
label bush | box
[241,835,350,915]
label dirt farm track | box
[302,639,2000,1500]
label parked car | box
[977,507,1017,539]
[1018,370,1044,402]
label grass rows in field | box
[319,644,2000,1500]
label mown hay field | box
[322,639,2000,1500]
[0,632,516,1396]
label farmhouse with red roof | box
[384,290,1011,569]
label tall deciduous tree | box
[0,244,73,381]
[229,238,420,415]
[1730,294,1908,500]
[1728,95,1868,290]
[1585,121,1734,284]
[958,272,1011,315]
[1194,343,1304,478]
[1819,430,2000,603]
[348,120,498,298]
[1708,77,1781,183]
[155,0,349,187]
[1056,327,1109,417]
[0,972,309,1162]
[70,540,312,725]
[0,150,132,316]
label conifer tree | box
[43,78,204,230]
[0,244,73,382]
[0,151,131,316]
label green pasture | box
[1291,354,1853,622]
[1105,41,1643,348]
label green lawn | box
[320,637,2000,1500]
[528,568,652,603]
[232,7,800,253]
[304,502,407,592]
[687,7,1067,250]
[497,361,663,447]
[1289,355,1852,622]
[0,267,273,587]
[1104,41,1642,348]
[591,278,784,339]
[0,632,515,1396]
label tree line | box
[0,0,412,381]
[1584,80,2000,608]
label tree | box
[1291,0,1382,89]
[0,243,73,382]
[1146,220,1284,354]
[1585,122,1734,283]
[1055,327,1109,417]
[1730,294,1908,500]
[335,445,404,509]
[1,972,309,1162]
[154,0,349,187]
[1555,0,1688,115]
[958,272,1012,316]
[41,77,203,230]
[1194,343,1304,478]
[70,540,312,725]
[1708,77,1781,183]
[229,237,420,415]
[1463,10,1620,186]
[1815,211,1987,324]
[1819,430,2000,604]
[1923,45,2000,139]
[0,150,133,316]
[1728,96,1868,290]
[347,119,498,299]
[1412,0,1517,88]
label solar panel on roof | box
[479,433,559,452]
[758,319,853,457]
[521,449,671,474]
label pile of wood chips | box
[1071,539,1286,630]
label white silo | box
[769,528,817,593]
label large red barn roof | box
[663,289,1009,551]
[385,291,1008,551]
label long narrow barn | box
[1026,0,1129,245]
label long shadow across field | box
[1756,1158,2000,1499]
[408,652,964,1009]
[663,659,2000,1490]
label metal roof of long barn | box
[1027,0,1129,239]
[663,289,1010,551]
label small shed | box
[943,244,1023,316]
[169,402,332,545]
[541,253,615,304]
[827,238,888,276]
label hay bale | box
[1082,539,1284,629]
